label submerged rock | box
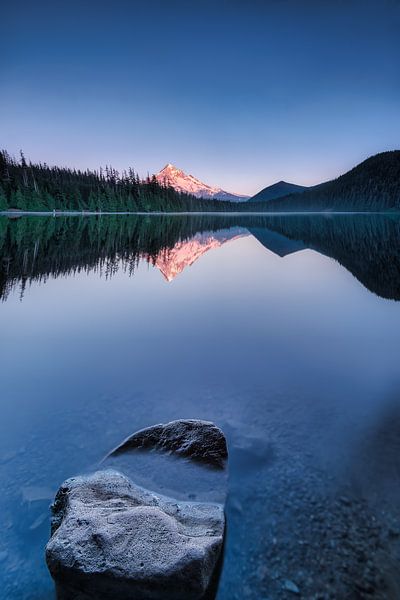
[107,419,228,469]
[103,443,227,505]
[46,470,224,600]
[283,579,300,595]
[47,420,228,599]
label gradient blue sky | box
[1,0,399,195]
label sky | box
[1,0,400,195]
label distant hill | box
[250,180,308,202]
[250,151,400,212]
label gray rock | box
[107,419,228,469]
[46,470,224,600]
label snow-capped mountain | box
[155,164,249,202]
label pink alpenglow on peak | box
[155,164,249,202]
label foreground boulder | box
[107,419,228,469]
[46,470,225,600]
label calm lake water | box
[1,213,400,599]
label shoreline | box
[1,210,399,217]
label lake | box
[1,213,400,599]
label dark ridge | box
[250,181,308,202]
[246,151,400,212]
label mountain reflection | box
[1,213,400,301]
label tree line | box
[0,150,235,213]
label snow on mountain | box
[155,164,249,202]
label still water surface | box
[1,214,400,599]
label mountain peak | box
[155,164,249,202]
[159,163,184,176]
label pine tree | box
[0,184,8,210]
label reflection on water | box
[1,213,400,301]
[1,213,400,599]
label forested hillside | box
[253,151,400,212]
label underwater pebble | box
[283,579,300,594]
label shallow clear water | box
[1,213,400,599]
